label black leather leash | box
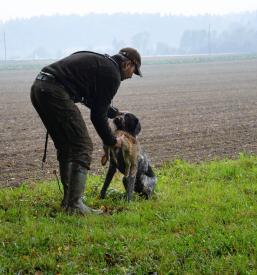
[41,131,49,170]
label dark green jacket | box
[43,51,121,146]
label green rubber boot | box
[66,162,103,215]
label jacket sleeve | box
[90,76,120,146]
[90,102,117,146]
[107,105,120,118]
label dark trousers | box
[30,80,93,169]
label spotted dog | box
[100,113,157,201]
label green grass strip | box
[0,153,257,274]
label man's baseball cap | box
[119,47,142,77]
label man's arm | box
[90,69,121,146]
[91,74,120,146]
[91,102,117,146]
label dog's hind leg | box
[140,174,157,199]
[100,164,116,199]
[141,164,157,198]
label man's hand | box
[116,110,128,116]
[114,135,125,148]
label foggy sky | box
[1,0,257,22]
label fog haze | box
[0,12,257,59]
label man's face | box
[121,61,136,80]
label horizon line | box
[1,9,257,23]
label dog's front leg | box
[126,165,137,202]
[126,176,136,202]
[100,164,116,199]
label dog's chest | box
[111,149,126,174]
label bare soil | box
[1,58,257,187]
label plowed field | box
[1,57,257,187]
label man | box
[30,47,142,215]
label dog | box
[100,113,157,202]
[101,129,140,178]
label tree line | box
[0,12,256,59]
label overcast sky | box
[1,0,257,22]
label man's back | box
[43,51,121,103]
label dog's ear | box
[134,118,141,136]
[124,113,141,136]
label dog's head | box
[109,113,141,137]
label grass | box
[0,153,257,274]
